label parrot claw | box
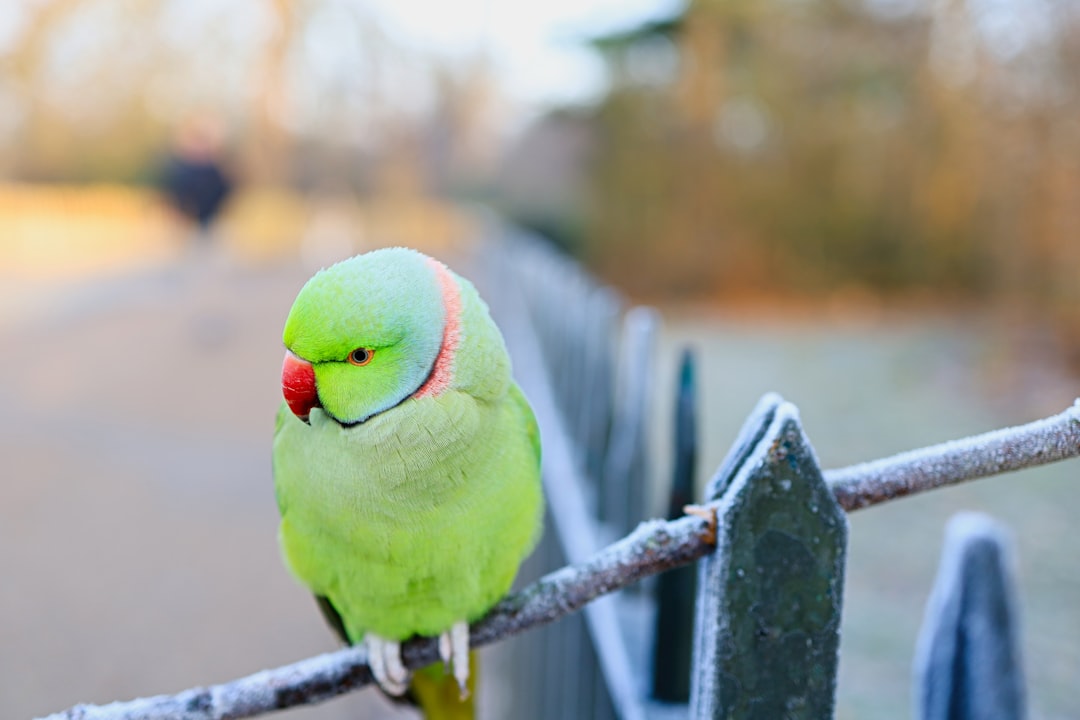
[364,634,410,696]
[438,621,471,699]
[438,629,453,671]
[450,620,470,700]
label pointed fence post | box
[652,348,699,702]
[913,512,1026,720]
[690,395,848,719]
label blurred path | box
[0,255,421,719]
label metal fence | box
[482,227,1030,720]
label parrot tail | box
[313,596,475,718]
[407,650,478,720]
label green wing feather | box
[509,382,541,469]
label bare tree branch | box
[826,400,1080,511]
[39,401,1080,720]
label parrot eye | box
[348,347,374,366]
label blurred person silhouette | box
[159,114,234,250]
[158,114,236,347]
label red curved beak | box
[282,351,320,421]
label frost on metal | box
[690,396,848,719]
[914,512,1026,720]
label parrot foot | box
[437,620,471,700]
[364,633,410,696]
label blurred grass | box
[0,183,474,284]
[0,184,177,281]
[658,308,1079,719]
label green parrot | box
[272,247,543,717]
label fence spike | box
[913,512,1026,720]
[706,392,784,500]
[690,397,847,719]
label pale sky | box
[364,0,685,107]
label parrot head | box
[281,248,456,426]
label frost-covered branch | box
[826,400,1080,511]
[39,402,1080,720]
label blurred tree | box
[0,0,500,198]
[573,0,1080,337]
